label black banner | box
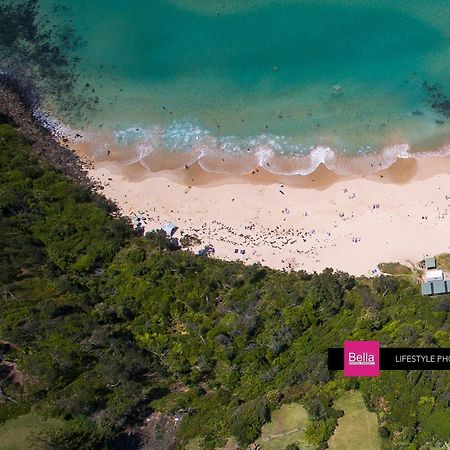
[328,348,450,371]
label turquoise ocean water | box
[34,0,450,175]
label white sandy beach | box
[85,155,450,276]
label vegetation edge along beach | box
[1,93,450,448]
[0,75,101,194]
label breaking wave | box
[37,114,450,177]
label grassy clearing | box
[436,253,450,272]
[255,403,315,450]
[185,437,202,450]
[328,391,380,450]
[185,404,311,450]
[217,438,238,450]
[378,262,412,275]
[0,413,62,450]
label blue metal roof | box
[433,280,447,295]
[424,257,436,269]
[421,282,433,296]
[421,279,450,296]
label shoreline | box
[1,78,450,275]
[0,78,125,218]
[0,76,101,193]
[76,138,450,189]
[88,154,450,276]
[75,124,450,180]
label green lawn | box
[255,403,315,450]
[378,262,412,275]
[185,403,312,450]
[0,413,62,450]
[217,438,238,450]
[328,391,380,450]
[437,253,450,272]
[185,436,202,450]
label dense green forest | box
[1,121,450,449]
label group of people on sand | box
[117,180,450,274]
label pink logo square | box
[344,341,380,377]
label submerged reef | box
[0,0,99,124]
[423,81,450,121]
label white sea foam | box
[41,118,450,177]
[32,108,68,137]
[114,127,149,145]
[162,120,212,152]
[411,143,450,158]
[255,146,274,166]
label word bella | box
[348,352,376,365]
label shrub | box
[229,398,269,446]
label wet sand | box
[82,150,450,276]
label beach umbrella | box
[161,223,178,236]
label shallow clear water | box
[35,0,450,174]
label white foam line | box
[36,118,450,177]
